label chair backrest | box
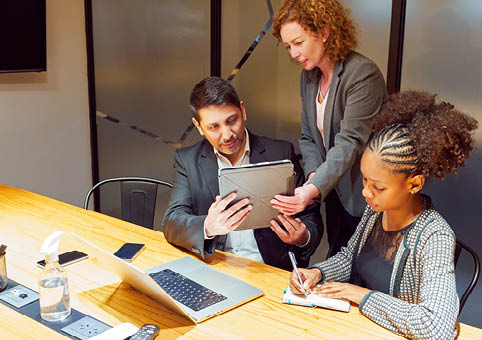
[454,239,480,315]
[84,177,173,229]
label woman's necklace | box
[317,89,325,104]
[317,75,329,104]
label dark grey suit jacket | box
[161,132,322,270]
[300,51,388,217]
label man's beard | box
[219,134,244,155]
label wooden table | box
[0,185,480,340]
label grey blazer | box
[314,196,459,340]
[300,51,388,217]
[161,132,322,271]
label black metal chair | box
[84,177,172,230]
[454,239,480,315]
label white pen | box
[288,251,308,296]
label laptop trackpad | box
[187,268,240,293]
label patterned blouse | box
[312,196,459,339]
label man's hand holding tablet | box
[204,193,252,238]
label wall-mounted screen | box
[0,1,46,73]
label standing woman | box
[270,0,388,257]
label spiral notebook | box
[281,287,350,312]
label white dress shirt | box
[316,85,330,143]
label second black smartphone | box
[37,250,88,268]
[113,243,145,262]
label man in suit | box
[161,77,322,270]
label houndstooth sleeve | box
[359,223,459,340]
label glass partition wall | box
[402,0,482,327]
[91,0,209,226]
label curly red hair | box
[272,0,357,62]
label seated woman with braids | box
[289,90,478,339]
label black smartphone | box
[37,250,88,268]
[113,243,145,262]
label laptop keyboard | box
[149,269,227,312]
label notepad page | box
[281,287,350,312]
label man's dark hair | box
[189,76,241,121]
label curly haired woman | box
[270,0,388,257]
[289,91,478,339]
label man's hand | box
[290,268,322,295]
[271,184,319,215]
[204,192,252,238]
[312,282,371,305]
[270,215,309,246]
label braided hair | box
[368,123,418,174]
[368,91,478,179]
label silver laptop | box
[71,233,263,323]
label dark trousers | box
[324,189,361,259]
